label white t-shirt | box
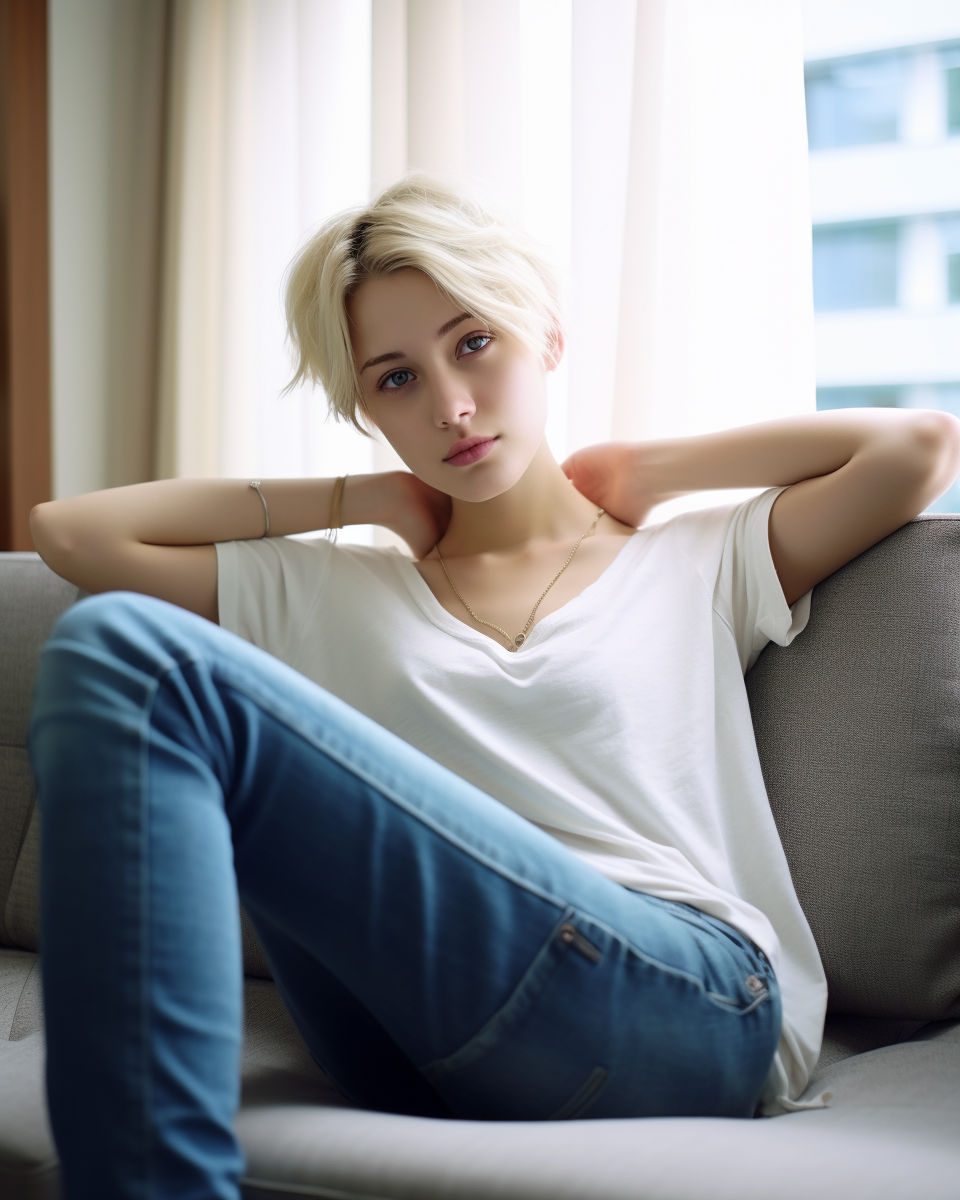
[216,487,828,1115]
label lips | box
[443,435,498,467]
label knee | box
[48,591,191,662]
[30,593,199,777]
[36,592,204,713]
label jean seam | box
[138,672,161,1193]
[183,652,580,914]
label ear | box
[544,326,565,373]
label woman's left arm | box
[563,409,960,605]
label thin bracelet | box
[249,480,269,538]
[325,475,347,543]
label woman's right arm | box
[30,473,449,623]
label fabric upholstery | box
[746,515,960,1020]
[5,810,40,952]
[0,951,38,1041]
[0,1035,57,1200]
[0,555,78,749]
[816,1014,927,1071]
[235,1040,960,1200]
[240,907,273,981]
[0,749,37,947]
[0,556,77,944]
[912,1017,960,1045]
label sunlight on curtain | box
[156,0,814,536]
[157,0,374,495]
[613,0,816,519]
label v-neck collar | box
[394,530,646,656]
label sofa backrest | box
[0,554,78,948]
[747,515,960,1021]
[1,525,959,1017]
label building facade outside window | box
[806,52,903,149]
[812,221,900,309]
[946,45,960,133]
[804,2,960,512]
[944,213,960,301]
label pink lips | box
[443,436,498,467]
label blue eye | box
[380,369,414,391]
[461,334,491,355]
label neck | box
[439,439,601,557]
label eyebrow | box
[359,313,472,374]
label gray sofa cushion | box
[0,556,78,945]
[0,556,79,751]
[0,1035,56,1200]
[746,515,960,1020]
[235,1037,960,1200]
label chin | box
[438,459,531,503]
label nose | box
[431,377,476,429]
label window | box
[805,52,903,150]
[812,222,899,310]
[816,386,903,410]
[944,45,960,135]
[942,215,960,303]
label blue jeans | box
[28,593,781,1200]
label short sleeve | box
[716,488,811,673]
[215,535,334,667]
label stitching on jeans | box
[140,676,161,1191]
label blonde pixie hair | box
[284,174,563,431]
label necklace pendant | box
[514,633,525,646]
[507,643,518,652]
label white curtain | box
[157,0,815,535]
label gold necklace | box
[435,509,605,652]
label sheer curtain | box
[155,0,815,535]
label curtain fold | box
[134,0,814,523]
[103,0,170,489]
[613,0,815,447]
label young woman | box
[29,177,960,1200]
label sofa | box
[1,517,958,1200]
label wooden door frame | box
[0,0,51,551]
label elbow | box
[30,502,78,572]
[893,410,960,504]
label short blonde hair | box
[284,174,563,431]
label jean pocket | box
[702,973,771,1016]
[656,902,774,1016]
[420,907,612,1121]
